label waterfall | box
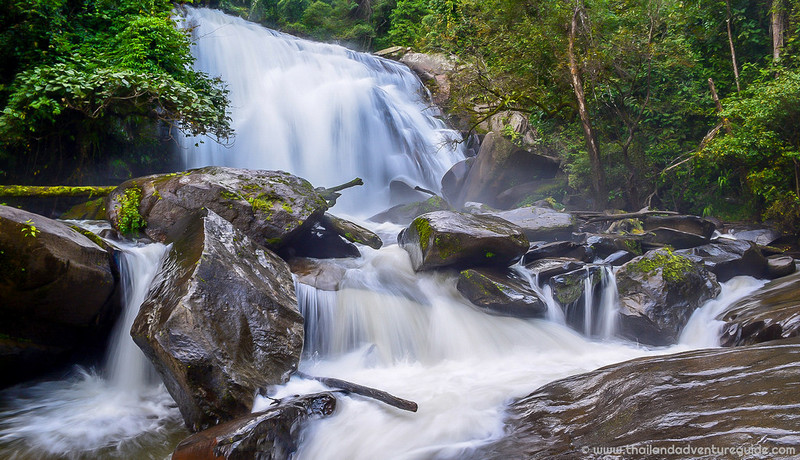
[177,7,465,214]
[0,242,183,459]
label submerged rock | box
[132,210,303,431]
[106,166,328,250]
[172,393,337,460]
[471,339,800,459]
[720,270,800,347]
[399,211,529,271]
[457,269,547,318]
[0,205,118,386]
[616,248,721,345]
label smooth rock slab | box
[457,269,547,318]
[677,238,768,282]
[399,211,529,271]
[487,206,577,241]
[132,210,303,431]
[471,339,800,459]
[720,270,800,347]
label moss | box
[266,237,282,246]
[629,248,694,283]
[414,218,433,252]
[116,186,145,235]
[434,234,462,260]
[623,238,643,256]
[485,251,496,258]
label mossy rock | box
[457,268,547,318]
[60,197,107,220]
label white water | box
[178,7,465,214]
[0,243,183,458]
[259,245,767,460]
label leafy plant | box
[116,187,146,234]
[20,219,40,238]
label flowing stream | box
[0,7,773,459]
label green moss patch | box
[629,248,694,283]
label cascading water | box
[0,242,185,459]
[178,7,465,214]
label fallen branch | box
[296,371,418,412]
[0,185,115,198]
[413,186,438,197]
[577,209,679,224]
[316,178,364,206]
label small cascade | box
[178,7,465,214]
[597,266,620,339]
[0,242,183,458]
[582,266,595,336]
[511,263,565,323]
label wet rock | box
[585,233,645,259]
[720,271,800,347]
[0,206,118,386]
[602,250,635,266]
[288,258,349,291]
[727,226,782,246]
[645,227,709,249]
[677,239,768,282]
[523,241,594,264]
[767,255,796,279]
[282,223,360,259]
[60,197,107,220]
[494,178,565,210]
[440,158,474,205]
[369,196,453,224]
[471,339,800,459]
[642,215,716,239]
[457,133,560,208]
[524,258,585,282]
[106,166,328,250]
[548,266,601,307]
[399,52,456,107]
[131,210,304,431]
[457,269,546,318]
[399,211,529,271]
[322,213,382,249]
[172,393,337,460]
[616,248,721,345]
[388,180,429,206]
[486,206,577,241]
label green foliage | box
[0,0,231,181]
[20,219,39,238]
[116,186,146,234]
[629,248,694,283]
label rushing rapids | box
[0,7,781,459]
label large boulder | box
[399,211,529,271]
[486,206,577,241]
[131,210,304,431]
[321,213,382,249]
[105,167,328,250]
[470,339,800,459]
[172,393,337,460]
[457,133,560,208]
[719,270,800,347]
[616,248,721,345]
[457,269,547,318]
[642,215,716,238]
[677,238,768,282]
[440,158,474,205]
[0,205,118,386]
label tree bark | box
[708,78,732,134]
[772,0,786,62]
[725,0,741,92]
[296,372,418,412]
[568,3,607,209]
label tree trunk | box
[772,0,785,62]
[708,78,732,134]
[568,4,607,210]
[725,0,741,92]
[0,185,116,198]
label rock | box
[131,210,304,431]
[524,258,586,282]
[321,213,382,249]
[470,339,800,460]
[399,211,529,271]
[60,197,107,220]
[457,269,547,318]
[457,132,560,208]
[369,196,453,224]
[494,178,565,210]
[0,205,118,386]
[602,250,635,266]
[389,179,429,206]
[720,271,800,347]
[105,167,328,250]
[523,241,594,264]
[399,52,456,107]
[642,215,716,238]
[767,255,796,279]
[373,46,411,59]
[616,248,721,345]
[288,258,349,291]
[677,238,768,282]
[479,110,539,149]
[282,223,361,259]
[644,227,710,249]
[585,233,645,259]
[172,393,337,460]
[548,266,601,307]
[485,206,577,241]
[727,226,782,246]
[440,158,474,205]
